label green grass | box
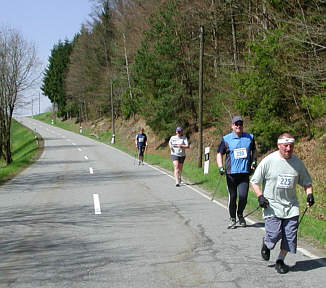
[0,119,42,183]
[33,113,326,252]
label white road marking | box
[93,194,101,215]
[78,148,82,152]
[84,155,88,160]
[72,143,76,146]
[89,167,93,174]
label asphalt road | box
[0,117,325,288]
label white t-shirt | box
[169,135,188,157]
[250,151,312,219]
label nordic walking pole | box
[211,174,222,201]
[134,147,138,166]
[298,207,308,228]
[144,145,147,164]
[227,206,260,229]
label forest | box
[41,0,326,153]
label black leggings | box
[226,173,249,219]
[137,146,145,156]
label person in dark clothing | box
[135,128,147,165]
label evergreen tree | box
[41,40,73,118]
[132,0,198,137]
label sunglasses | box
[234,122,243,127]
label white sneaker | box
[228,218,236,229]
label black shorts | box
[171,155,186,163]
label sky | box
[0,0,94,116]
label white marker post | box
[204,147,210,174]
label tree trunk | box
[123,32,134,119]
[198,26,204,168]
[5,135,12,165]
[4,114,12,164]
[230,1,239,73]
[262,0,268,32]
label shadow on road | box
[0,199,182,285]
[291,258,326,271]
[267,258,326,272]
[0,204,135,285]
[0,169,165,193]
[184,180,207,186]
[246,222,265,228]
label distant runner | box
[135,128,147,165]
[217,116,257,228]
[169,126,189,187]
[250,132,314,274]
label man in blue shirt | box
[135,128,147,165]
[216,116,257,228]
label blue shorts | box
[171,155,186,163]
[264,216,299,253]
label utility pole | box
[53,95,56,123]
[198,26,204,168]
[31,97,33,117]
[111,80,115,144]
[39,92,40,114]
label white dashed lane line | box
[89,167,94,174]
[93,194,101,215]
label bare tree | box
[0,26,40,164]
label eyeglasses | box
[234,122,243,127]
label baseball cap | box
[232,116,243,124]
[176,126,183,132]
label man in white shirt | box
[250,132,314,274]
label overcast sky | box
[0,0,93,115]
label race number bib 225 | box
[277,174,295,189]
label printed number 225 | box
[280,177,292,186]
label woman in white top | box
[168,126,189,187]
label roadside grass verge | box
[0,119,43,184]
[33,113,326,252]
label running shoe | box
[238,216,246,227]
[275,259,289,274]
[261,237,270,261]
[228,218,236,229]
